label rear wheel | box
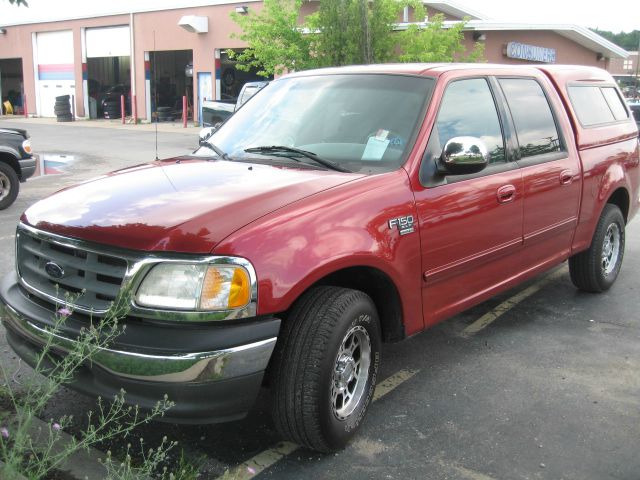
[271,286,381,452]
[0,162,19,210]
[569,204,625,292]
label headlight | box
[135,263,251,311]
[22,140,32,155]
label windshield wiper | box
[244,145,351,173]
[204,141,231,160]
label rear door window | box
[499,78,562,158]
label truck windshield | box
[198,74,434,174]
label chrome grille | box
[16,227,128,313]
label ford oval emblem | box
[45,261,65,279]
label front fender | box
[213,169,425,336]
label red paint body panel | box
[213,169,425,336]
[21,159,362,253]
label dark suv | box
[0,127,35,209]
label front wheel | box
[0,162,19,210]
[271,286,381,452]
[569,204,625,292]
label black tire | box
[57,116,73,122]
[271,286,381,452]
[0,162,20,210]
[55,95,70,101]
[569,204,625,292]
[54,107,71,115]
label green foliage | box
[229,0,313,77]
[230,0,484,76]
[592,29,640,51]
[0,293,177,479]
[398,12,484,63]
[6,0,28,5]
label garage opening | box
[219,49,270,101]
[150,50,193,122]
[0,58,24,115]
[85,26,131,119]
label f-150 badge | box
[389,215,415,235]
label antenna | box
[153,30,158,160]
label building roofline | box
[425,1,488,21]
[457,21,629,59]
[0,0,262,28]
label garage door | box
[86,26,130,58]
[35,30,75,117]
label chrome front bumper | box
[1,301,276,384]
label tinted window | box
[568,86,615,126]
[499,78,561,158]
[435,78,505,163]
[601,87,628,121]
[631,105,640,123]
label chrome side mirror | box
[439,136,489,175]
[199,126,219,146]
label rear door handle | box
[497,184,516,204]
[560,170,574,185]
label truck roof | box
[284,63,613,79]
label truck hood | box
[22,158,362,253]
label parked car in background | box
[235,81,269,110]
[201,100,235,128]
[200,81,269,128]
[0,127,35,209]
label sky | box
[0,0,637,33]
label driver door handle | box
[497,184,516,204]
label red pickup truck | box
[1,64,638,452]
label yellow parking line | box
[373,368,420,401]
[218,368,420,479]
[460,267,567,338]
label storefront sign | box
[506,42,556,63]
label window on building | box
[499,78,561,158]
[435,78,505,164]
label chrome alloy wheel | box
[331,324,371,420]
[602,223,621,276]
[0,170,10,202]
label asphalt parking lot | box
[0,119,639,480]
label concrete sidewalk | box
[0,115,198,135]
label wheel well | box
[305,266,405,343]
[0,152,20,177]
[607,188,629,222]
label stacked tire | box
[156,106,174,122]
[54,95,72,122]
[103,100,121,119]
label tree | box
[230,0,483,77]
[6,0,28,5]
[591,29,639,51]
[398,8,484,63]
[229,0,314,77]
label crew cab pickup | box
[1,64,638,453]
